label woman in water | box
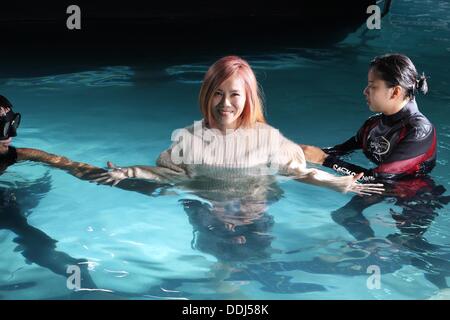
[298,53,439,242]
[301,53,436,181]
[299,54,450,293]
[0,57,383,291]
[84,55,384,260]
[88,56,384,197]
[1,56,384,195]
[1,56,383,248]
[2,56,384,254]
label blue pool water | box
[1,0,450,299]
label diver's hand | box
[91,161,134,186]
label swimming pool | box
[1,0,450,300]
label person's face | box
[363,68,398,113]
[0,107,12,155]
[210,73,246,131]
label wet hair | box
[369,53,428,99]
[199,56,266,128]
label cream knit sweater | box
[143,120,312,202]
[157,120,307,176]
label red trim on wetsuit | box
[391,177,433,199]
[374,129,437,175]
[361,117,380,150]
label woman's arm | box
[89,148,189,186]
[279,138,383,195]
[294,167,383,195]
[96,164,188,184]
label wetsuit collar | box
[381,99,419,126]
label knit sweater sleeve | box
[273,133,308,176]
[273,133,363,193]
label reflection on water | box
[2,133,450,299]
[165,51,342,84]
[146,174,450,297]
[3,66,134,89]
[0,173,98,294]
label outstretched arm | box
[87,149,189,186]
[16,148,104,180]
[279,138,383,195]
[16,148,169,196]
[294,167,383,196]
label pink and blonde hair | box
[199,56,266,128]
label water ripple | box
[165,52,340,83]
[3,66,134,88]
[104,269,129,278]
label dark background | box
[0,1,378,76]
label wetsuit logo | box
[369,136,390,156]
[332,164,376,182]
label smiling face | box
[209,73,247,132]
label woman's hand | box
[333,172,385,196]
[71,167,108,181]
[306,170,385,196]
[91,161,134,186]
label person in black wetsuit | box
[302,53,435,182]
[1,97,164,298]
[301,53,450,292]
[0,96,99,293]
[0,97,20,171]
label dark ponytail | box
[416,72,428,95]
[369,54,429,99]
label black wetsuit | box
[0,146,17,173]
[322,99,437,182]
[321,99,450,289]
